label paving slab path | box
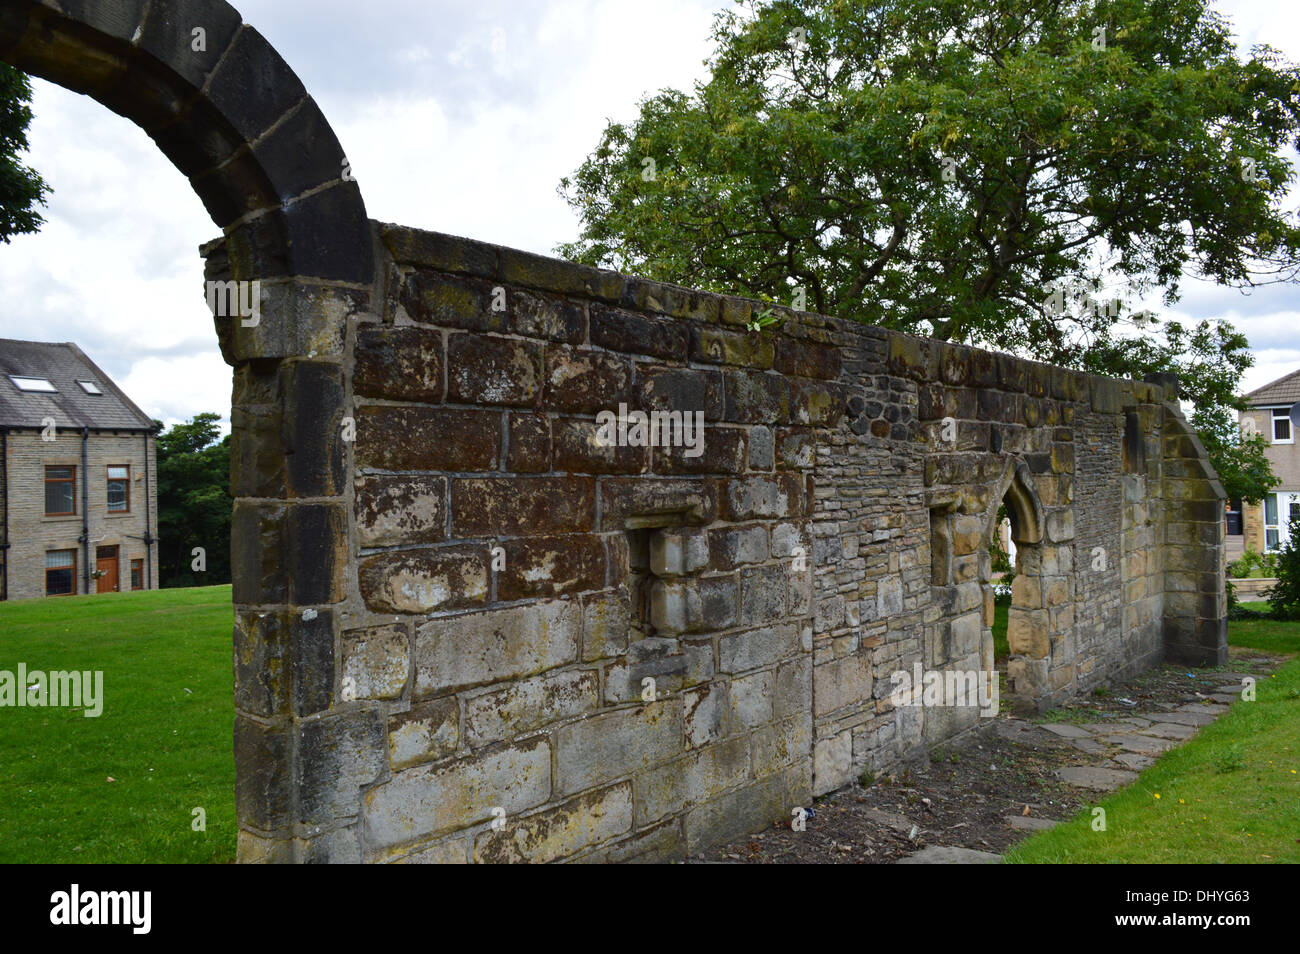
[690,653,1284,864]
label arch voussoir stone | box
[1,0,372,283]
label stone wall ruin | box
[1,0,1227,864]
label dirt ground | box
[693,648,1284,863]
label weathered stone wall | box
[1,0,1227,866]
[208,222,1226,862]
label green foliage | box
[1190,402,1279,505]
[155,413,232,587]
[1268,514,1300,620]
[0,63,49,242]
[1228,544,1279,579]
[559,0,1300,429]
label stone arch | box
[985,459,1044,549]
[0,0,372,284]
[0,0,379,862]
[983,460,1051,712]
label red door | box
[96,546,119,593]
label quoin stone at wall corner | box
[0,0,1227,864]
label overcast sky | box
[0,0,1296,432]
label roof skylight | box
[10,376,56,392]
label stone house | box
[0,339,159,600]
[1235,367,1300,557]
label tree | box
[0,62,49,242]
[1077,317,1279,502]
[155,414,232,588]
[559,0,1300,435]
[1268,514,1300,620]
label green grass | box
[1227,602,1300,654]
[1006,613,1300,863]
[992,598,1009,660]
[0,585,234,863]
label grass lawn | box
[992,598,1010,661]
[0,585,234,863]
[1006,610,1300,863]
[1226,602,1300,654]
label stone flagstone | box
[1058,765,1138,790]
[896,845,1001,864]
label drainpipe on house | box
[1,427,8,601]
[142,428,154,590]
[81,427,90,595]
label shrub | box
[1228,544,1277,579]
[1267,514,1300,621]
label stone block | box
[356,406,499,472]
[650,576,739,634]
[707,525,769,569]
[353,324,443,402]
[446,333,543,406]
[341,623,408,701]
[650,529,710,576]
[463,669,599,748]
[550,417,651,474]
[719,622,798,674]
[555,700,684,795]
[234,715,293,831]
[388,698,459,770]
[451,476,596,536]
[813,653,872,716]
[590,305,687,360]
[740,564,789,625]
[774,337,841,379]
[813,731,852,796]
[298,707,388,826]
[582,591,632,661]
[690,325,775,368]
[721,473,804,520]
[355,474,446,548]
[543,346,635,413]
[598,477,718,529]
[358,546,488,614]
[414,600,581,695]
[651,425,745,475]
[722,369,793,424]
[474,783,633,863]
[497,534,607,601]
[506,412,551,472]
[363,737,551,849]
[509,290,585,343]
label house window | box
[130,559,144,591]
[107,465,130,513]
[1265,494,1280,551]
[46,550,77,596]
[1272,408,1293,444]
[44,466,76,516]
[76,380,102,394]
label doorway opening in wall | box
[984,468,1046,711]
[989,503,1015,664]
